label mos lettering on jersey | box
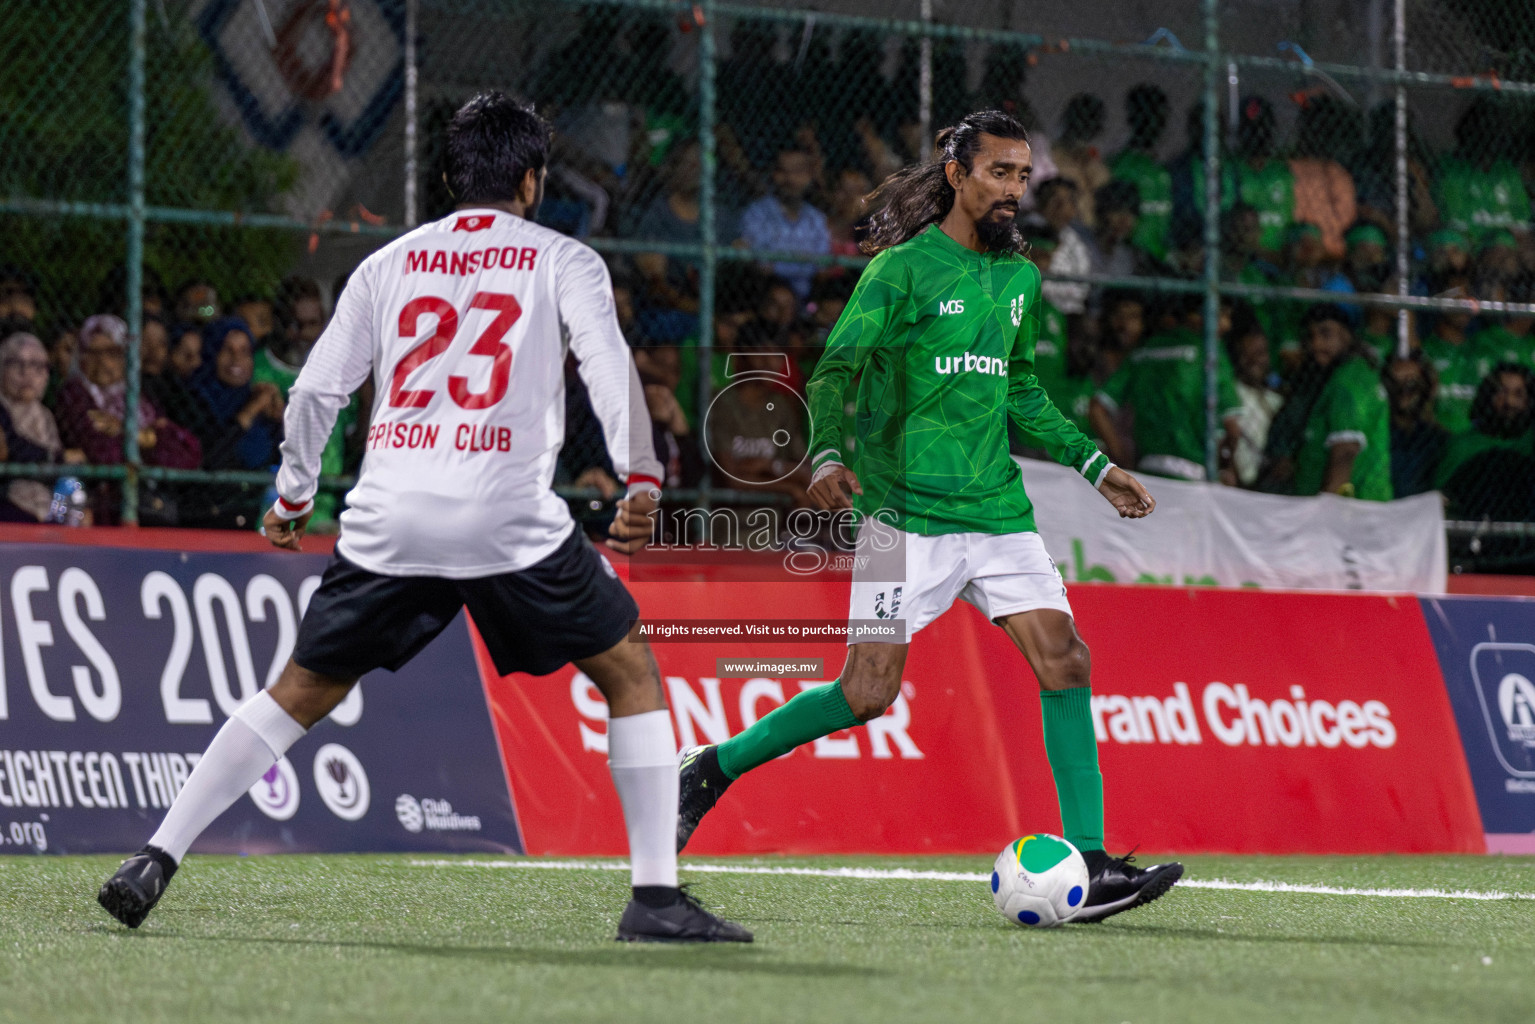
[404,247,538,276]
[935,351,1007,377]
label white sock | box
[607,709,680,888]
[148,691,307,863]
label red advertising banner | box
[983,587,1485,855]
[476,563,1485,856]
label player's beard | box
[976,202,1021,253]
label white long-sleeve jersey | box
[274,208,662,578]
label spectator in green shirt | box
[1470,272,1535,370]
[1421,270,1493,433]
[1090,293,1243,483]
[1412,228,1473,296]
[1108,84,1173,263]
[1098,288,1147,377]
[1343,223,1391,295]
[1434,97,1532,245]
[1436,363,1535,520]
[1291,304,1393,501]
[1359,301,1416,370]
[1231,96,1295,261]
[1222,204,1287,360]
[1474,229,1522,286]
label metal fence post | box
[919,0,933,156]
[404,0,419,228]
[697,0,718,517]
[1393,0,1410,359]
[121,0,147,525]
[1202,0,1222,481]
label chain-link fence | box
[3,0,1535,569]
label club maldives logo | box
[248,756,300,820]
[1471,644,1535,780]
[395,794,482,833]
[395,794,425,833]
[313,743,371,821]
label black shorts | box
[291,525,638,678]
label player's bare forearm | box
[1097,465,1155,519]
[262,506,313,552]
[606,488,659,554]
[808,464,862,510]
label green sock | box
[715,682,859,779]
[1040,686,1105,853]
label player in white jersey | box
[98,93,751,943]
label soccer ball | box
[991,834,1090,927]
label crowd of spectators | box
[7,15,1535,529]
[531,17,1535,520]
[0,271,357,529]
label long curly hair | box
[860,110,1030,257]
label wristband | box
[812,460,845,485]
[270,495,313,521]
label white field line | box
[407,858,1535,902]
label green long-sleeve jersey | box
[805,224,1110,536]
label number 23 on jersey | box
[387,291,522,411]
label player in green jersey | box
[1292,305,1393,501]
[676,111,1183,922]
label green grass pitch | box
[3,853,1533,1023]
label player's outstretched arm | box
[1097,465,1155,519]
[558,246,666,508]
[266,266,377,550]
[802,249,903,501]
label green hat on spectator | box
[1344,223,1389,249]
[1478,229,1519,253]
[1426,228,1469,253]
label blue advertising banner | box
[0,543,522,855]
[1420,595,1535,853]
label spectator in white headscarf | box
[0,331,81,520]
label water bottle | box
[49,477,87,526]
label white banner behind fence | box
[1015,458,1447,594]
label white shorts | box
[846,520,1072,644]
